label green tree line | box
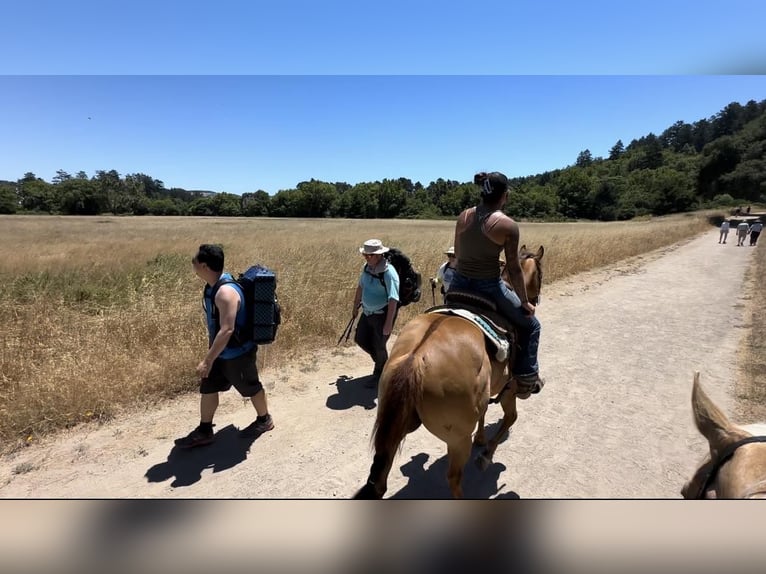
[2,98,765,220]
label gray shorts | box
[199,349,263,397]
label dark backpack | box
[369,247,422,307]
[207,265,282,347]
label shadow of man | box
[389,419,520,499]
[326,374,377,411]
[145,424,259,488]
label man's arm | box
[197,286,239,377]
[352,284,362,317]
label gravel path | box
[0,229,755,498]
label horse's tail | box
[354,354,422,499]
[373,354,423,454]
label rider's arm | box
[453,209,471,261]
[502,221,530,306]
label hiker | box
[351,239,400,388]
[430,246,457,304]
[736,221,750,246]
[749,220,762,246]
[719,220,730,244]
[175,244,274,448]
[449,171,543,396]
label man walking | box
[175,244,274,448]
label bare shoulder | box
[458,207,475,222]
[215,283,240,304]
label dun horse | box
[682,372,766,499]
[354,245,544,499]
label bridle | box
[693,435,766,499]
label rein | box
[695,435,766,499]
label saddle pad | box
[428,308,509,362]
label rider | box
[430,246,457,304]
[448,171,543,396]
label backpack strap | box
[205,277,238,328]
[364,265,389,299]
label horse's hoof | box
[476,454,490,472]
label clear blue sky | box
[2,1,765,194]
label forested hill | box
[2,98,764,220]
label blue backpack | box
[208,265,281,346]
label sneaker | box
[174,427,214,448]
[239,415,274,437]
[514,373,545,397]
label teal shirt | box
[358,264,400,315]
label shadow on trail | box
[326,374,377,411]
[388,419,520,499]
[144,424,259,488]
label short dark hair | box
[474,171,509,203]
[194,244,224,272]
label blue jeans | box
[449,272,540,376]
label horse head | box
[682,372,766,499]
[501,245,544,305]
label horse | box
[681,372,766,499]
[354,245,544,499]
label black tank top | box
[456,205,503,279]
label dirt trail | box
[0,230,755,498]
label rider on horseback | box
[448,171,543,397]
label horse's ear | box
[535,245,544,260]
[691,372,744,458]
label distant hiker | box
[175,244,274,448]
[430,246,457,304]
[719,220,730,244]
[351,239,400,388]
[736,221,750,246]
[749,221,762,246]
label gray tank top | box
[456,205,503,279]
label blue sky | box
[3,76,766,194]
[2,1,765,194]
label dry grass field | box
[0,212,716,450]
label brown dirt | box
[0,230,757,498]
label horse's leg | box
[478,396,518,470]
[446,435,473,499]
[354,450,398,499]
[473,395,489,447]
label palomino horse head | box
[518,244,544,305]
[499,244,544,305]
[354,245,545,499]
[682,372,766,499]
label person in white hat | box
[430,246,457,304]
[350,239,400,387]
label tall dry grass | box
[0,212,713,451]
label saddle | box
[426,289,517,368]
